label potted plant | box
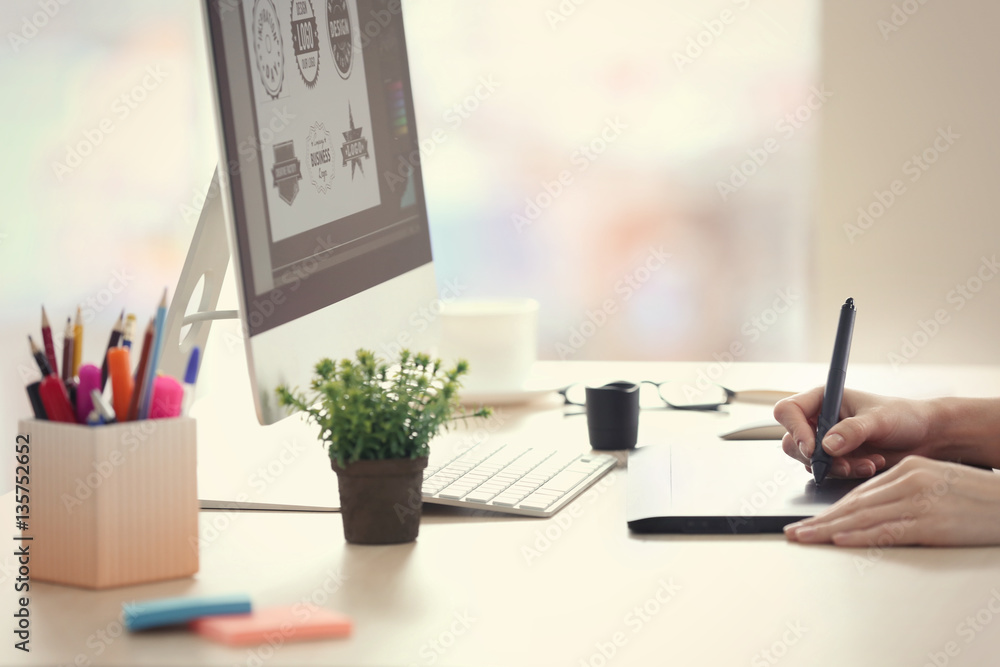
[276,349,490,544]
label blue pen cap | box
[184,346,201,384]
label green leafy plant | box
[276,349,491,468]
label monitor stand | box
[161,168,339,513]
[159,167,235,384]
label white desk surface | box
[6,361,1000,666]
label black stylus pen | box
[812,298,856,485]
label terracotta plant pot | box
[331,456,428,544]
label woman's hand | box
[784,456,1000,546]
[774,387,939,479]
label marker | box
[39,375,76,423]
[100,310,125,391]
[76,364,102,424]
[108,347,133,424]
[149,375,183,419]
[812,298,857,485]
[29,337,75,423]
[72,306,83,378]
[41,306,59,379]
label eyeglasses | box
[559,382,793,413]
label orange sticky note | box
[190,605,352,646]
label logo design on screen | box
[291,0,320,87]
[252,0,284,99]
[326,0,353,79]
[341,104,370,178]
[307,122,333,194]
[272,141,302,205]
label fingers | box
[787,500,915,544]
[819,402,896,458]
[785,457,935,544]
[782,433,885,478]
[789,471,904,530]
[774,387,825,455]
[830,521,922,547]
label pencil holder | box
[17,417,199,589]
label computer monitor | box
[162,0,438,429]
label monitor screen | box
[206,0,432,338]
[193,0,438,434]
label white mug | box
[438,299,539,394]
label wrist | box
[924,397,1000,468]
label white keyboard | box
[422,443,618,517]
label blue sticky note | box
[123,594,252,631]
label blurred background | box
[3,0,999,481]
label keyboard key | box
[518,494,556,510]
[521,474,548,485]
[539,471,590,493]
[439,487,473,500]
[464,491,497,503]
[492,493,524,506]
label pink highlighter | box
[149,376,184,419]
[76,364,102,424]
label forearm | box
[925,397,1000,468]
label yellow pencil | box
[72,306,83,378]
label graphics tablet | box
[627,440,863,534]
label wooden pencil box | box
[17,417,198,589]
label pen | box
[100,309,125,391]
[123,313,137,350]
[61,316,74,383]
[811,297,857,485]
[61,316,77,411]
[181,346,200,417]
[28,335,54,377]
[41,306,59,379]
[73,306,83,378]
[26,382,46,420]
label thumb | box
[821,410,887,456]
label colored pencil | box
[126,318,155,422]
[137,289,168,420]
[40,306,59,379]
[72,307,83,378]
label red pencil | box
[126,318,155,422]
[41,306,59,379]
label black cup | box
[585,381,640,450]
